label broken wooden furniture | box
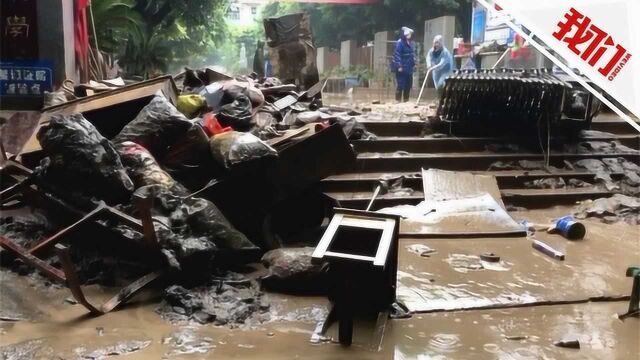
[0,236,161,314]
[619,266,640,320]
[19,76,179,163]
[312,208,400,346]
[199,124,356,250]
[0,160,162,314]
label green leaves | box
[90,0,145,54]
[262,0,471,49]
[91,0,230,78]
[90,0,471,78]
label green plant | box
[90,0,230,78]
[263,0,472,49]
[90,0,145,54]
[118,29,171,78]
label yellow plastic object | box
[176,94,206,118]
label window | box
[251,6,257,15]
[228,4,240,20]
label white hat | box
[402,27,414,37]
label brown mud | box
[2,96,638,358]
[1,206,638,359]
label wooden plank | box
[19,76,178,155]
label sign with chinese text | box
[0,61,52,97]
[1,0,38,60]
[552,7,631,82]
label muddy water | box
[392,302,639,359]
[1,286,637,359]
[1,207,638,358]
[398,206,639,312]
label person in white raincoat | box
[426,35,454,98]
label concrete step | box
[352,152,639,172]
[360,119,639,137]
[590,119,639,134]
[325,187,612,211]
[322,170,623,193]
[352,135,640,153]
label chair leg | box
[619,267,640,320]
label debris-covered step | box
[352,135,640,153]
[321,171,625,193]
[325,187,612,211]
[590,119,639,135]
[354,152,639,172]
[359,121,424,137]
[359,118,638,137]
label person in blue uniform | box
[426,35,454,98]
[392,27,416,102]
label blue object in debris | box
[345,76,360,89]
[554,215,586,240]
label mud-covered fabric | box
[36,113,134,205]
[263,13,310,47]
[330,116,377,140]
[132,186,258,277]
[113,94,193,159]
[216,95,254,131]
[221,80,265,110]
[261,247,328,295]
[209,131,277,169]
[116,141,188,195]
[159,276,269,325]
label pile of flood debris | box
[0,70,371,326]
[488,155,640,224]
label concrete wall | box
[340,40,356,69]
[316,47,340,74]
[37,0,76,86]
[352,46,373,68]
[424,16,456,58]
[374,31,394,72]
[317,47,328,74]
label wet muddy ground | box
[398,206,639,313]
[2,95,638,358]
[1,206,638,359]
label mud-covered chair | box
[619,266,639,320]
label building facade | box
[227,0,269,26]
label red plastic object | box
[315,122,330,132]
[202,113,232,136]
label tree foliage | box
[262,0,471,49]
[90,0,144,55]
[91,0,229,78]
[91,0,472,78]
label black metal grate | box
[437,68,568,125]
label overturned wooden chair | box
[1,159,163,315]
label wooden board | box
[19,76,178,156]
